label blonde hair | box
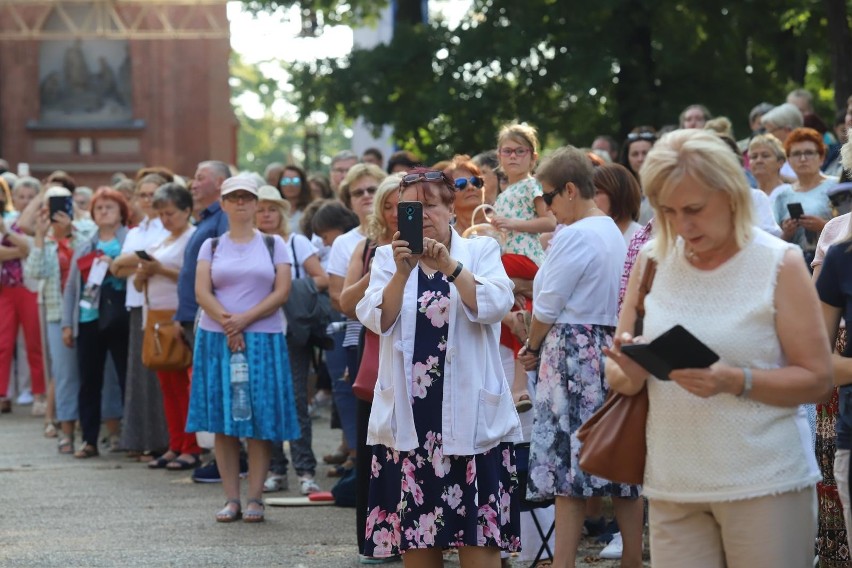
[497,121,539,154]
[842,134,852,172]
[747,134,786,161]
[366,172,404,242]
[704,117,733,139]
[258,197,292,239]
[641,129,754,258]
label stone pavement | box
[0,402,641,567]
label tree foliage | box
[230,52,352,173]
[245,0,851,162]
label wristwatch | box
[524,339,540,356]
[738,367,753,398]
[446,261,464,283]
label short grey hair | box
[152,182,193,212]
[13,176,41,195]
[331,150,358,166]
[761,103,803,130]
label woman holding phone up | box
[605,129,831,568]
[356,168,523,566]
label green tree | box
[244,0,851,162]
[230,52,352,173]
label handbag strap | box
[361,239,376,276]
[633,257,657,336]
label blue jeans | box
[326,330,358,450]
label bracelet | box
[446,260,464,283]
[524,339,540,356]
[738,367,753,398]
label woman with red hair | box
[773,127,838,266]
[61,187,131,458]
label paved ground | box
[0,402,645,567]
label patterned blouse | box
[493,177,546,265]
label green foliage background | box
[236,0,852,166]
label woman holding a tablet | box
[605,129,832,568]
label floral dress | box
[527,323,641,501]
[493,177,546,265]
[363,268,521,557]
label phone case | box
[398,201,423,254]
[621,324,719,381]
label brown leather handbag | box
[576,257,657,486]
[141,285,192,371]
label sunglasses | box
[454,176,484,190]
[400,171,454,189]
[542,189,560,206]
[350,186,377,199]
[626,132,656,142]
[499,147,531,158]
[279,176,301,186]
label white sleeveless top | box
[641,230,820,502]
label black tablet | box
[621,324,720,381]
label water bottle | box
[230,350,251,422]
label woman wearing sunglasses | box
[445,154,487,236]
[275,164,314,235]
[356,167,523,566]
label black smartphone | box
[135,250,153,261]
[787,202,805,220]
[48,195,74,220]
[397,201,423,254]
[621,324,720,381]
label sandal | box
[515,394,533,413]
[215,499,242,523]
[148,451,178,469]
[58,437,74,455]
[243,498,265,523]
[74,443,99,459]
[323,448,348,465]
[166,454,201,471]
[327,458,355,478]
[44,422,58,438]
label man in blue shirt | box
[176,160,230,329]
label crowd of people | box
[1,86,852,567]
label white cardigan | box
[356,230,523,455]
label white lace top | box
[640,230,820,502]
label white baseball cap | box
[220,175,259,197]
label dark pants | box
[269,337,318,476]
[356,398,371,553]
[77,319,129,446]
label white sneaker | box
[263,474,288,493]
[599,532,623,559]
[299,477,321,495]
[16,390,33,405]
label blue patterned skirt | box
[186,329,300,442]
[527,323,640,501]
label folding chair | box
[515,442,555,567]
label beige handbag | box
[461,204,506,244]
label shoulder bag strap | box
[291,237,301,280]
[633,257,657,337]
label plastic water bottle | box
[230,351,251,422]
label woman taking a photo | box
[605,129,831,567]
[517,147,644,568]
[356,168,522,565]
[186,176,299,523]
[131,183,201,470]
[61,188,131,458]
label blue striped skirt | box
[186,329,300,442]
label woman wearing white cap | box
[186,175,300,523]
